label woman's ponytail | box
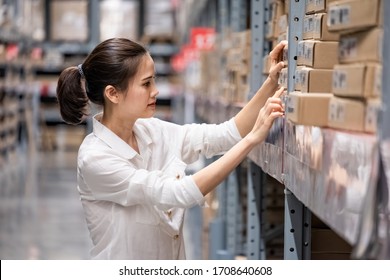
[56,66,89,125]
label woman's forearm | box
[234,77,278,137]
[234,40,287,138]
[192,134,256,196]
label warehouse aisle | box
[0,125,203,260]
[0,126,92,259]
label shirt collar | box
[92,113,138,160]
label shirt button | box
[173,234,179,240]
[166,210,172,218]
[175,174,180,179]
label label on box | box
[305,43,314,63]
[298,41,305,58]
[278,68,288,88]
[333,70,347,90]
[287,95,297,114]
[304,16,314,34]
[339,37,358,60]
[314,16,321,34]
[366,106,377,127]
[328,5,350,26]
[375,67,382,96]
[294,67,309,90]
[329,101,345,122]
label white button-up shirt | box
[77,113,242,259]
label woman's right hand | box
[247,87,285,145]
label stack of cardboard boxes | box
[327,0,382,133]
[287,0,339,127]
[224,30,252,104]
[287,0,383,134]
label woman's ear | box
[104,85,120,104]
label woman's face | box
[118,54,159,121]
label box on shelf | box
[365,98,381,134]
[266,20,276,40]
[287,91,332,127]
[332,63,382,98]
[328,96,365,132]
[231,30,251,49]
[275,14,288,36]
[50,0,89,42]
[339,28,383,64]
[327,0,382,34]
[297,40,339,69]
[303,13,340,41]
[295,67,333,93]
[278,67,288,88]
[263,54,271,75]
[305,0,338,14]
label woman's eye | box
[143,81,151,87]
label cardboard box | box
[332,63,382,98]
[50,0,89,42]
[295,67,333,93]
[327,0,382,34]
[278,67,288,88]
[365,98,381,133]
[231,30,251,48]
[339,28,383,64]
[305,13,340,41]
[287,92,332,127]
[297,40,339,69]
[277,14,288,36]
[303,14,315,40]
[263,54,271,75]
[266,20,276,40]
[328,96,365,132]
[305,0,339,14]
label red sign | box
[190,27,216,50]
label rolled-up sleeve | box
[79,150,205,211]
[161,118,242,163]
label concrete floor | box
[0,125,204,260]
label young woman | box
[56,38,286,259]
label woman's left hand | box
[268,40,288,84]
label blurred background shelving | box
[0,0,389,260]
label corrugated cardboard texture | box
[328,96,365,132]
[327,0,382,34]
[303,40,339,68]
[332,63,382,98]
[339,28,383,63]
[287,92,332,127]
[295,67,333,93]
[306,0,339,14]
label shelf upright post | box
[247,162,266,259]
[283,0,311,260]
[246,0,268,260]
[249,0,267,100]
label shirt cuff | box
[228,118,243,141]
[183,175,207,207]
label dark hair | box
[56,38,148,125]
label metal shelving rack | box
[183,0,389,260]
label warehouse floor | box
[0,125,204,260]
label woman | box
[56,38,286,259]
